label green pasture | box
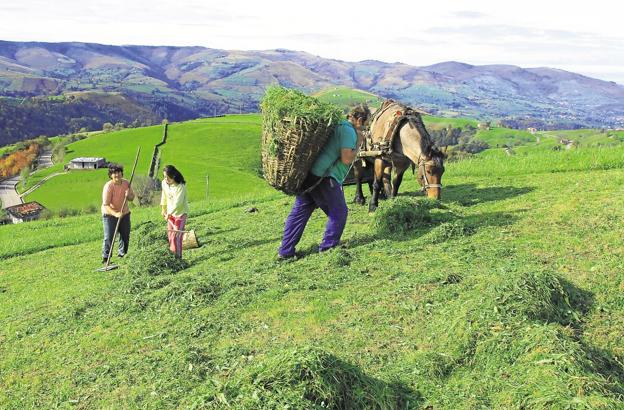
[423,115,478,130]
[474,126,537,147]
[450,144,624,177]
[22,115,270,212]
[1,126,624,407]
[314,86,383,109]
[541,129,624,147]
[21,126,161,196]
[158,115,272,202]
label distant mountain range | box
[1,40,623,144]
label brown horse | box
[353,101,445,212]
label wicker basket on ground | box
[261,86,342,195]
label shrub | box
[51,141,66,164]
[57,208,79,218]
[456,138,489,154]
[132,175,160,206]
[81,204,99,215]
[372,197,437,236]
[38,209,53,220]
[445,149,475,162]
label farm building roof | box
[5,201,46,219]
[70,157,105,163]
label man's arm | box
[340,148,357,165]
[339,127,363,165]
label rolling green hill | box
[18,114,624,214]
[1,116,624,408]
[22,115,270,212]
[313,87,384,110]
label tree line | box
[0,95,162,146]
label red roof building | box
[4,201,46,223]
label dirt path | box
[0,176,23,208]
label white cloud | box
[1,0,623,83]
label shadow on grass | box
[581,344,624,396]
[190,236,280,264]
[442,183,535,206]
[343,209,522,252]
[349,183,534,210]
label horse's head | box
[417,147,445,199]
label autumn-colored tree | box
[0,143,40,178]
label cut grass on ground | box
[1,146,623,408]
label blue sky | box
[2,0,623,84]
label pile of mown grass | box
[427,220,476,243]
[372,197,439,236]
[405,267,624,408]
[125,221,188,278]
[198,346,419,409]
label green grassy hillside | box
[314,87,384,110]
[22,115,270,212]
[1,125,624,408]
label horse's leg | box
[381,162,392,199]
[353,160,366,205]
[392,160,410,197]
[369,158,384,212]
[364,158,373,194]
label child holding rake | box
[161,165,189,258]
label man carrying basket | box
[278,105,371,260]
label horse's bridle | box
[418,155,443,192]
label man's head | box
[348,104,371,128]
[108,163,123,181]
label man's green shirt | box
[309,120,357,183]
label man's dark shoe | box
[277,253,296,262]
[102,258,108,264]
[118,253,125,258]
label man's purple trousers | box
[278,177,348,257]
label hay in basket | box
[261,86,342,195]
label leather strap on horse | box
[369,100,426,157]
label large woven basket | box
[261,116,336,195]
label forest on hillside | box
[0,93,202,145]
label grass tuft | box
[125,244,188,277]
[214,346,419,409]
[134,220,168,249]
[372,197,438,236]
[428,220,476,243]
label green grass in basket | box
[261,86,343,156]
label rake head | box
[95,263,119,272]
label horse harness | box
[417,154,443,192]
[358,100,428,161]
[357,100,442,190]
